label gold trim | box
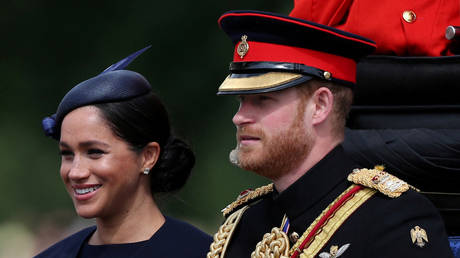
[221,184,273,217]
[251,215,291,257]
[218,72,303,92]
[251,227,290,258]
[347,168,412,197]
[289,185,376,256]
[289,185,353,255]
[208,206,249,258]
[300,187,376,257]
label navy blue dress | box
[35,217,212,258]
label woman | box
[35,47,212,258]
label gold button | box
[323,71,331,80]
[290,232,300,243]
[403,10,416,23]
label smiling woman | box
[34,48,212,258]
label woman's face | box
[59,106,145,219]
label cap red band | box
[233,41,356,83]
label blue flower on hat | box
[42,114,57,137]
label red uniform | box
[290,0,460,56]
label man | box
[207,10,453,258]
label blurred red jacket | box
[290,0,460,56]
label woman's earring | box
[143,168,150,175]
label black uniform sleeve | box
[365,191,453,257]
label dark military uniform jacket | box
[212,146,453,257]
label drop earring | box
[143,168,150,175]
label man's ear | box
[311,87,334,126]
[141,142,160,171]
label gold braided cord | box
[207,206,249,258]
[222,184,274,217]
[300,187,376,257]
[289,184,357,256]
[251,227,290,258]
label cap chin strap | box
[230,61,325,79]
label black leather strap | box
[229,61,325,78]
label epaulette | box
[221,183,273,217]
[347,166,419,198]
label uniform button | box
[402,10,416,23]
[290,232,300,243]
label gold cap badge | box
[237,35,249,59]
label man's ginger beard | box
[229,98,314,180]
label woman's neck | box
[89,193,165,245]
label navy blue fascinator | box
[42,46,152,140]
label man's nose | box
[232,101,254,126]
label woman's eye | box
[59,150,74,161]
[59,150,73,157]
[87,149,105,157]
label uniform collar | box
[273,145,357,220]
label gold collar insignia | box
[410,226,429,247]
[319,244,351,258]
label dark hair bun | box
[150,137,195,193]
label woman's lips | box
[72,184,102,201]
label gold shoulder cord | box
[222,184,274,217]
[207,206,249,258]
[208,184,274,258]
[252,225,290,258]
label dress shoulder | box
[34,226,96,258]
[143,216,212,258]
[164,216,211,241]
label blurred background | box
[0,0,292,256]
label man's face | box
[230,87,314,180]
